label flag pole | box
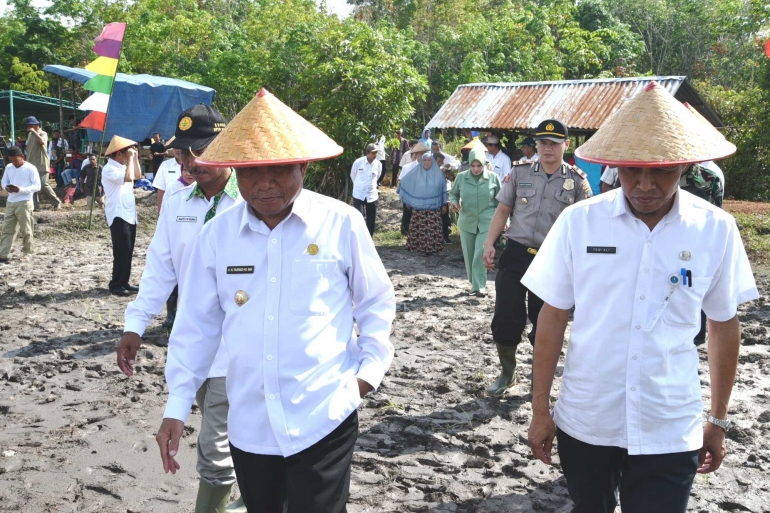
[87,31,125,231]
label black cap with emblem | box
[167,104,227,152]
[534,119,568,143]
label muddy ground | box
[0,188,769,512]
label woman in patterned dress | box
[398,153,447,254]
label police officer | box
[482,119,592,397]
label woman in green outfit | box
[449,142,501,296]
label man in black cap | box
[25,116,62,210]
[117,104,246,513]
[481,119,592,397]
[518,137,539,163]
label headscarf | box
[419,129,433,148]
[468,142,487,182]
[398,153,446,210]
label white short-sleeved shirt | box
[350,156,380,203]
[124,177,241,378]
[521,189,758,455]
[163,190,396,457]
[101,158,137,226]
[486,150,512,182]
[152,158,182,191]
[601,167,619,188]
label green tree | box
[9,57,49,95]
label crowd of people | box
[0,81,761,513]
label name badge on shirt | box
[176,216,197,223]
[168,170,177,174]
[227,266,255,274]
[587,246,616,254]
[518,182,533,187]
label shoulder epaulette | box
[568,164,588,179]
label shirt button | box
[646,240,651,245]
[632,355,638,360]
[267,355,273,361]
[639,295,645,300]
[271,277,276,283]
[268,315,274,321]
[630,387,636,391]
[643,268,649,273]
[635,325,641,330]
[269,394,275,400]
[271,239,277,244]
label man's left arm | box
[19,166,41,195]
[346,214,396,396]
[699,315,740,473]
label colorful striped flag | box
[78,22,127,131]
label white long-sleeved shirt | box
[2,162,41,203]
[164,190,396,456]
[350,156,380,202]
[101,158,137,226]
[124,174,241,378]
[521,190,758,455]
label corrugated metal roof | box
[427,76,723,131]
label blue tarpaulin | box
[42,65,216,143]
[574,156,604,195]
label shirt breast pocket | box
[555,188,575,206]
[290,260,340,316]
[515,188,537,211]
[662,277,711,327]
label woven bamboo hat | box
[104,135,137,156]
[683,102,726,139]
[575,82,735,167]
[196,88,343,168]
[410,141,430,154]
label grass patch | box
[374,229,406,247]
[734,212,770,262]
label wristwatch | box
[707,415,732,432]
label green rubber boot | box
[486,344,517,397]
[195,480,232,513]
[226,496,247,512]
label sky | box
[0,0,354,18]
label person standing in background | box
[0,146,40,263]
[351,143,381,236]
[25,117,61,211]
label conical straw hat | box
[411,141,430,153]
[575,82,735,167]
[683,102,726,139]
[104,135,137,156]
[196,88,343,167]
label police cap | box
[535,119,568,143]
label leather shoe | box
[123,284,139,292]
[110,287,130,297]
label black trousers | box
[352,198,377,236]
[230,412,358,513]
[556,428,699,513]
[400,205,412,236]
[377,160,387,185]
[491,240,543,347]
[441,203,451,241]
[108,216,136,290]
[391,165,400,186]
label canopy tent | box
[0,90,76,141]
[42,65,216,143]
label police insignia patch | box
[563,179,575,191]
[179,116,193,131]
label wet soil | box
[0,188,768,512]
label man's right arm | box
[118,206,178,376]
[482,203,512,269]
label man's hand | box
[482,243,496,270]
[156,418,184,474]
[127,147,138,158]
[116,332,142,377]
[528,410,556,465]
[698,422,727,473]
[5,185,18,193]
[441,205,448,215]
[450,203,460,213]
[357,378,373,398]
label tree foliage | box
[0,0,769,199]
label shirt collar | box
[239,188,312,234]
[106,158,125,170]
[610,187,688,222]
[187,169,238,201]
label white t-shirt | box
[152,158,182,191]
[101,158,137,226]
[1,162,41,203]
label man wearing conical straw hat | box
[102,134,141,296]
[154,88,396,512]
[522,82,758,512]
[116,104,248,513]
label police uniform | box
[491,124,592,348]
